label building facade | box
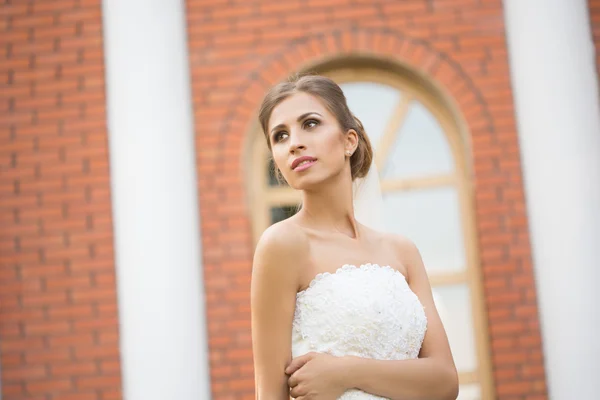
[1,0,599,399]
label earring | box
[346,150,352,156]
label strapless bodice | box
[291,263,428,399]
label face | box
[267,92,358,190]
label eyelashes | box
[273,131,288,143]
[303,119,318,129]
[273,119,320,143]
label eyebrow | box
[270,112,322,136]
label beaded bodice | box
[291,264,428,399]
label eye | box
[303,119,319,129]
[273,131,289,143]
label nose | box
[288,130,306,154]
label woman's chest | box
[301,237,407,291]
[292,264,427,360]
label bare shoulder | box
[380,232,425,277]
[252,219,310,290]
[254,218,309,262]
[387,233,420,256]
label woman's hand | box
[285,352,348,399]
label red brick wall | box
[186,0,547,399]
[590,0,600,78]
[0,1,121,399]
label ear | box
[345,129,359,154]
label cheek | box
[321,131,345,159]
[271,147,287,173]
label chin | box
[289,179,316,191]
[289,173,331,191]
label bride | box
[251,74,458,400]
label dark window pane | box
[270,205,299,224]
[267,158,288,187]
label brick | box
[211,365,234,379]
[518,334,542,348]
[26,378,73,394]
[45,275,92,291]
[521,364,546,378]
[495,367,518,380]
[12,67,58,83]
[34,78,80,94]
[333,5,379,20]
[0,279,43,295]
[96,302,117,316]
[35,50,80,65]
[99,360,120,374]
[283,11,330,27]
[75,375,120,389]
[57,7,102,23]
[497,381,534,395]
[31,0,78,13]
[73,344,120,360]
[495,350,529,365]
[33,23,78,39]
[46,304,94,319]
[21,291,69,308]
[70,287,116,303]
[2,365,47,381]
[93,271,115,286]
[229,378,255,391]
[97,330,119,345]
[48,333,95,347]
[0,2,29,16]
[381,2,428,14]
[11,14,55,29]
[2,383,25,397]
[24,320,71,336]
[258,2,302,14]
[25,349,71,363]
[73,317,118,332]
[489,320,525,336]
[51,392,98,400]
[1,352,24,367]
[51,361,97,377]
[100,388,122,400]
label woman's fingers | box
[289,383,307,398]
[288,371,299,388]
[285,352,315,375]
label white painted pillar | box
[101,1,211,399]
[503,1,600,398]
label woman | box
[251,74,458,400]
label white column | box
[503,1,600,399]
[101,1,211,399]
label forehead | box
[268,92,333,130]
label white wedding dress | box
[292,263,428,399]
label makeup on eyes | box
[270,112,323,135]
[271,114,322,143]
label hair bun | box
[349,113,373,180]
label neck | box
[298,172,359,239]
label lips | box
[291,156,317,170]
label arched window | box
[248,66,494,400]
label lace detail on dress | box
[292,263,428,400]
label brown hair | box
[258,74,373,180]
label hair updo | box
[258,74,373,180]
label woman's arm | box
[343,236,458,400]
[251,223,306,400]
